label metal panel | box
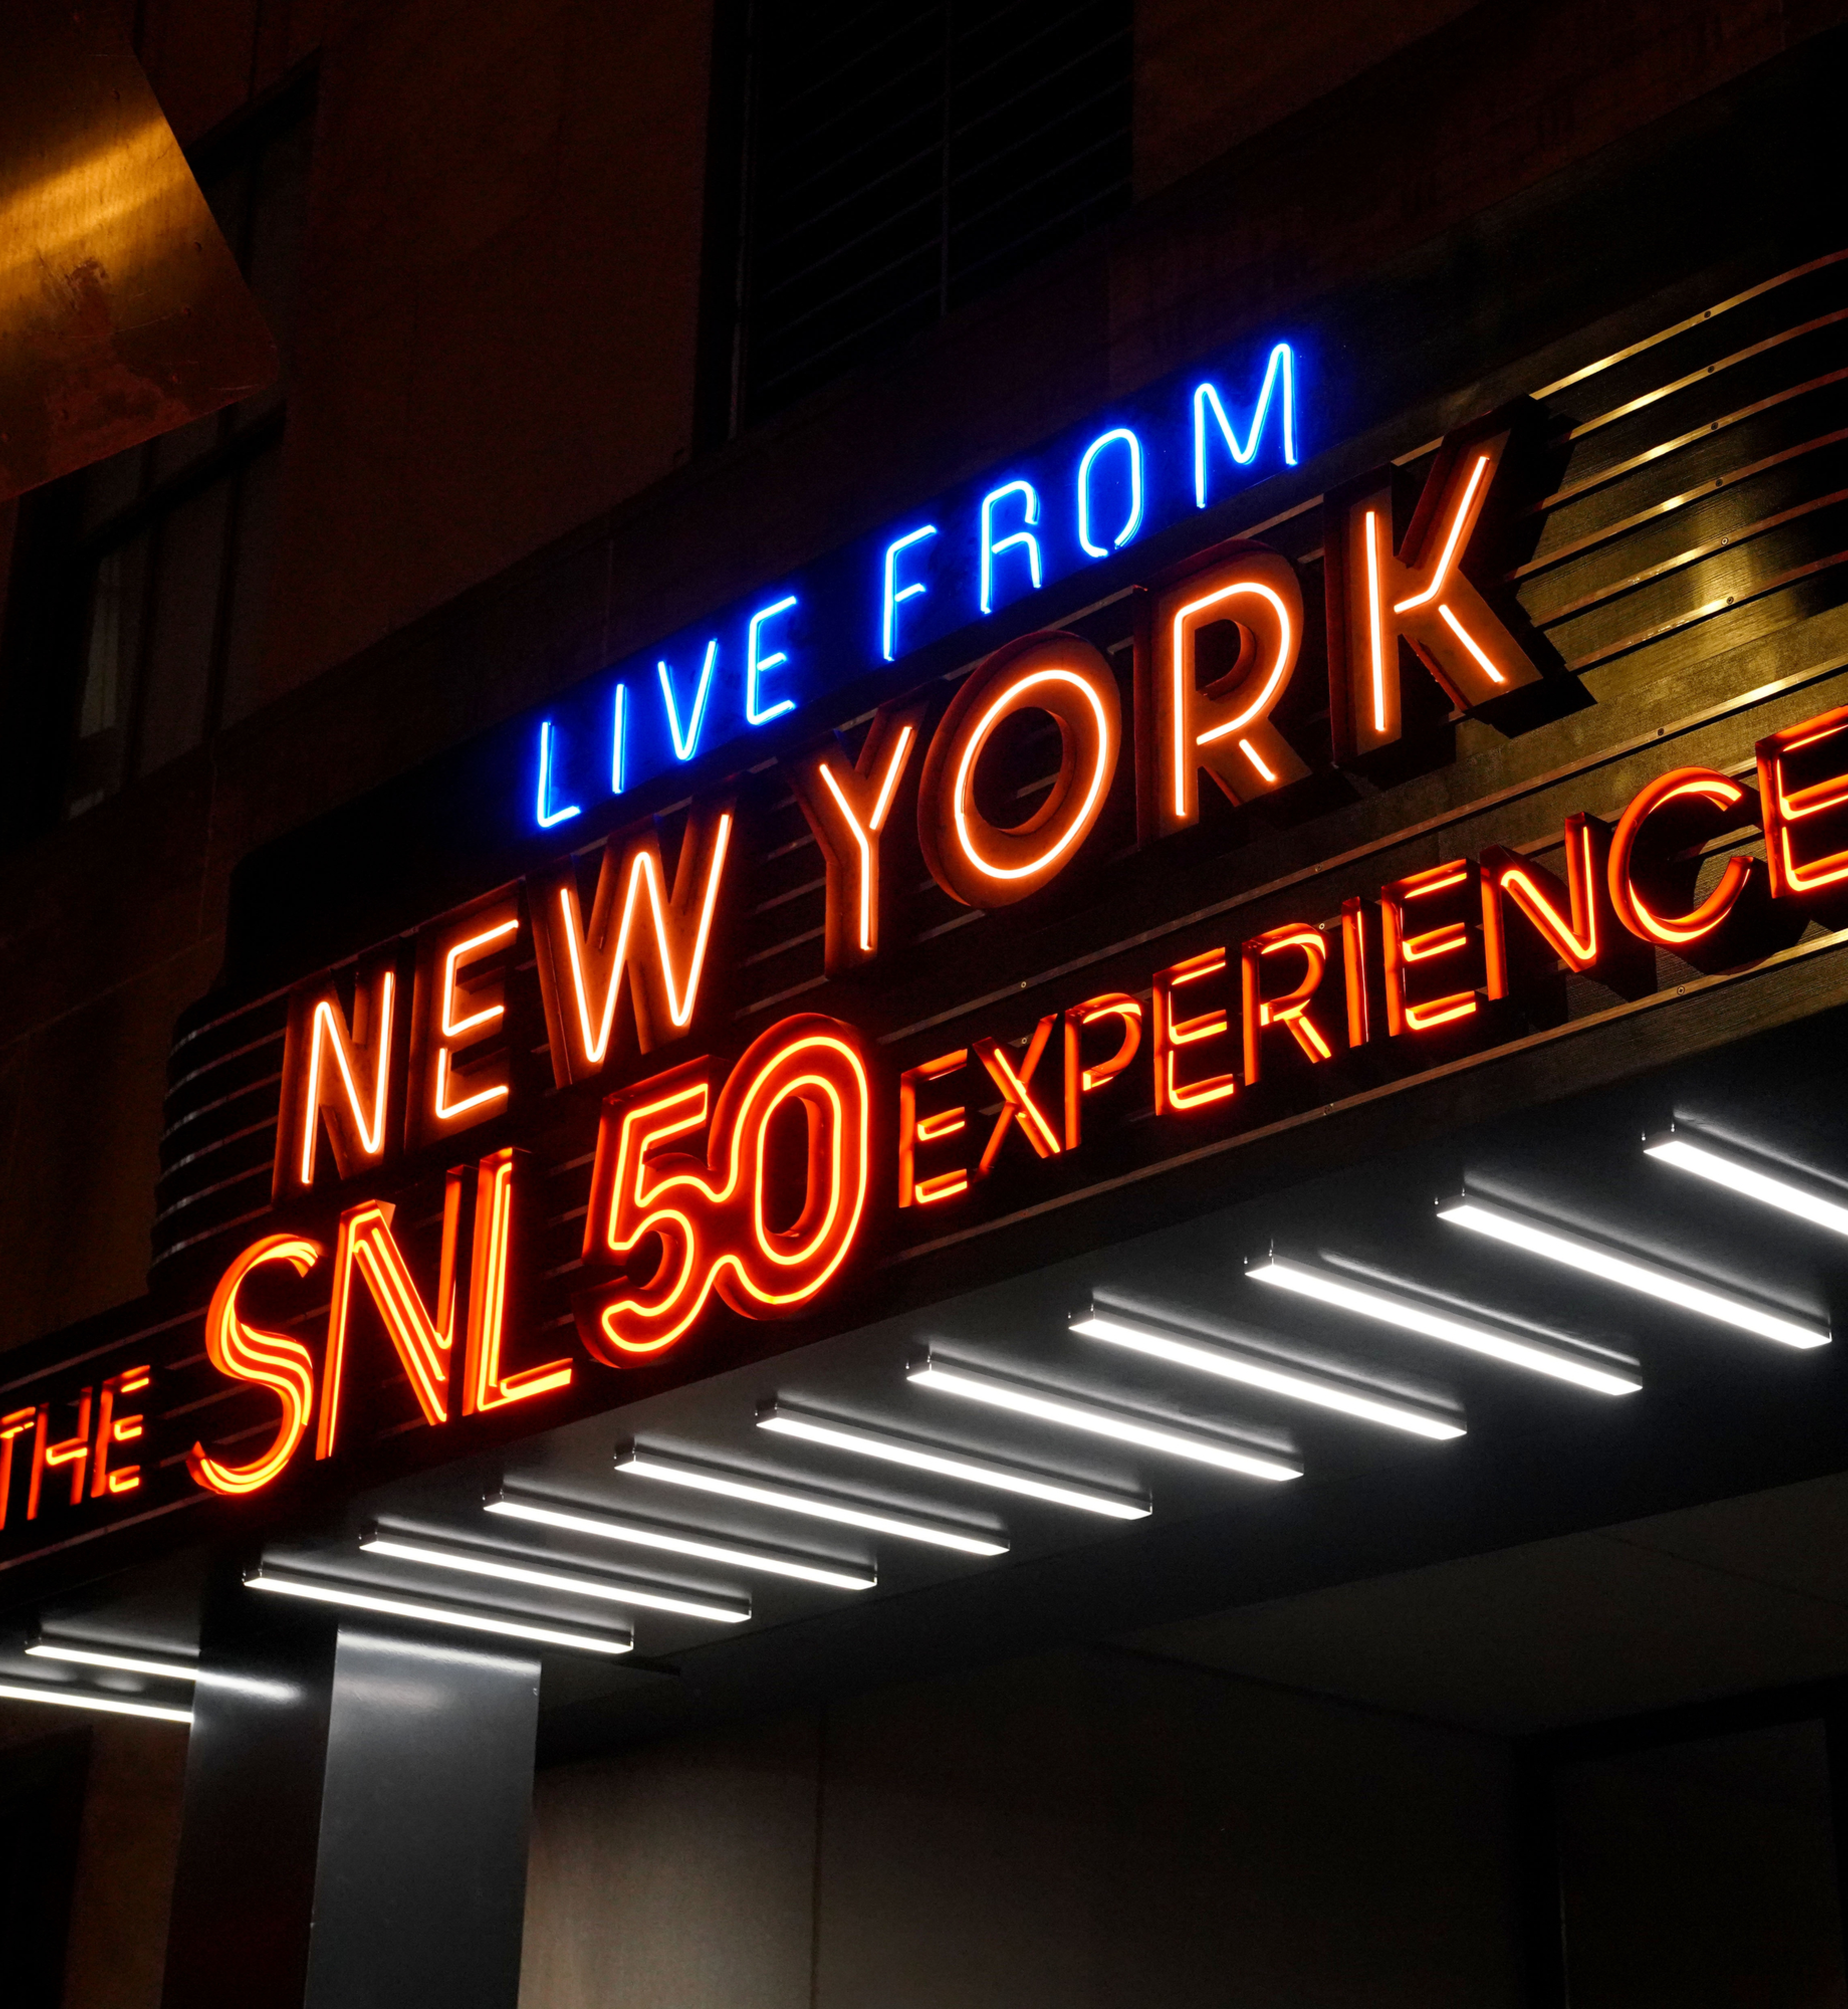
[0,0,275,500]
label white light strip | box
[906,1358,1301,1481]
[25,1642,200,1682]
[1437,1196,1831,1350]
[245,1570,633,1655]
[1071,1311,1464,1440]
[757,1405,1151,1518]
[1246,1256,1641,1396]
[358,1534,749,1623]
[1645,1131,1848,1239]
[615,1447,1008,1556]
[485,1493,876,1591]
[0,1680,192,1725]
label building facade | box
[4,3,1848,2004]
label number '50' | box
[577,1014,873,1361]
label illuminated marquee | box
[16,383,1848,1553]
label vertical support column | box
[303,1629,539,2008]
[161,1594,540,2009]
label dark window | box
[715,0,1132,432]
[1,73,312,833]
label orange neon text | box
[1240,924,1335,1081]
[189,1235,322,1496]
[1152,950,1238,1113]
[1607,767,1763,948]
[581,1015,871,1360]
[409,899,522,1151]
[278,959,397,1195]
[973,1017,1063,1171]
[1325,421,1540,762]
[1757,707,1848,898]
[533,804,733,1087]
[919,632,1120,909]
[1380,861,1482,1035]
[463,1150,573,1414]
[790,701,926,974]
[899,1049,970,1206]
[1138,541,1308,840]
[91,1365,151,1498]
[1062,992,1142,1148]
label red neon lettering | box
[1478,813,1618,999]
[1608,767,1763,948]
[90,1365,151,1499]
[919,631,1121,909]
[319,1193,462,1459]
[1240,924,1334,1082]
[533,801,733,1086]
[1137,541,1308,839]
[789,700,928,974]
[1381,862,1481,1034]
[1152,950,1237,1113]
[276,956,397,1196]
[581,1015,872,1359]
[0,1408,36,1530]
[973,1017,1063,1172]
[1062,992,1142,1148]
[1325,420,1541,760]
[189,1235,322,1496]
[1339,898,1373,1046]
[462,1149,573,1415]
[28,1392,93,1520]
[409,896,521,1150]
[1757,707,1848,897]
[899,1049,969,1205]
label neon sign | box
[12,388,1838,1564]
[531,336,1304,827]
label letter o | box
[919,631,1121,908]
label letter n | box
[274,951,400,1197]
[318,1192,463,1458]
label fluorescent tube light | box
[0,1681,192,1724]
[245,1569,633,1654]
[25,1641,200,1682]
[614,1446,1008,1556]
[1644,1129,1848,1239]
[905,1355,1301,1481]
[1070,1309,1464,1440]
[357,1533,748,1623]
[1246,1255,1641,1396]
[485,1492,875,1590]
[1437,1195,1830,1349]
[756,1404,1151,1518]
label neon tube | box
[881,525,936,660]
[535,720,582,829]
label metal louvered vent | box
[734,0,1133,427]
